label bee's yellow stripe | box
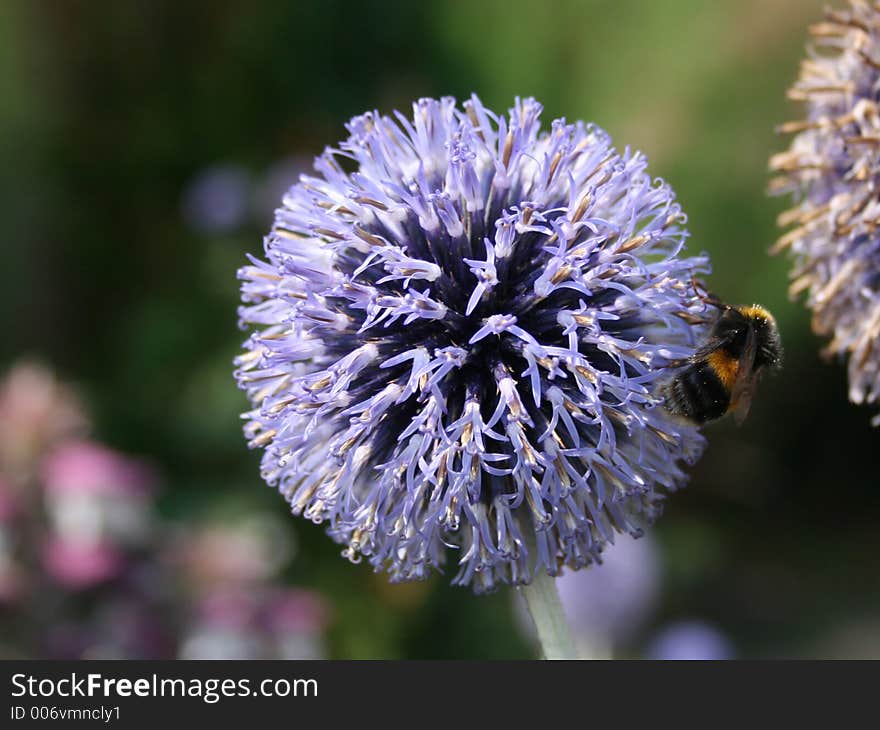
[707,350,739,390]
[738,305,775,323]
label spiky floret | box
[770,1,880,421]
[235,96,710,592]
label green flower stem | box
[520,570,578,660]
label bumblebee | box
[663,287,782,425]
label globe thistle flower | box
[770,1,880,421]
[235,95,711,592]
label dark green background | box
[3,0,878,658]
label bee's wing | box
[663,338,723,370]
[690,335,730,362]
[730,324,759,426]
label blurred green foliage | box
[3,0,879,658]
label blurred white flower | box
[264,588,329,660]
[42,441,156,549]
[179,592,266,660]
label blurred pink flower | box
[264,588,329,635]
[263,588,329,659]
[43,537,124,588]
[42,441,155,498]
[0,361,88,475]
[178,588,330,660]
[179,590,266,660]
[170,514,292,589]
[0,475,19,522]
[79,597,175,659]
[41,441,156,550]
[196,590,260,628]
[169,515,324,659]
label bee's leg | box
[689,274,726,310]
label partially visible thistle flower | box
[645,620,734,661]
[513,532,660,658]
[556,532,660,652]
[235,95,711,592]
[770,1,880,421]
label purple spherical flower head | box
[235,96,710,592]
[770,1,880,422]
